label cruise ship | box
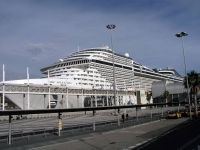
[0,46,183,109]
[40,46,183,90]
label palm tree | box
[146,93,151,104]
[183,71,200,117]
[183,92,188,102]
[163,90,170,103]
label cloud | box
[26,42,58,58]
[30,57,39,62]
[48,38,68,43]
[27,43,44,56]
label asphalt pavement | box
[0,117,190,150]
[134,117,200,150]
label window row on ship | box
[41,59,91,73]
[79,49,132,60]
[43,60,182,85]
[134,69,182,82]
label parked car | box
[179,110,188,117]
[168,112,182,119]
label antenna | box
[3,64,5,82]
[27,67,30,109]
[48,70,49,86]
[78,46,79,52]
[27,67,29,85]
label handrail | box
[0,102,181,116]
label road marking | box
[28,139,79,150]
[177,135,200,150]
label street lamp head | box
[175,33,182,37]
[181,32,188,36]
[106,24,116,29]
[175,32,188,37]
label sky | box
[0,0,200,80]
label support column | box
[66,88,68,108]
[23,94,25,110]
[95,90,97,107]
[44,94,46,109]
[102,96,104,107]
[135,91,138,105]
[90,96,93,107]
[122,96,124,105]
[116,91,118,106]
[8,114,12,145]
[77,95,79,108]
[124,109,126,117]
[161,105,163,119]
[2,84,5,110]
[27,85,30,109]
[62,95,64,109]
[82,89,84,108]
[111,96,115,106]
[48,86,51,109]
[106,91,108,106]
[93,110,96,131]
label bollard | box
[58,112,62,136]
[136,108,138,122]
[93,110,96,131]
[150,106,152,121]
[8,114,12,145]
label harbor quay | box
[0,106,188,150]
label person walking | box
[122,114,125,123]
[126,113,129,120]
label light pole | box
[175,32,191,119]
[106,24,117,106]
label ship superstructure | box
[40,46,183,91]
